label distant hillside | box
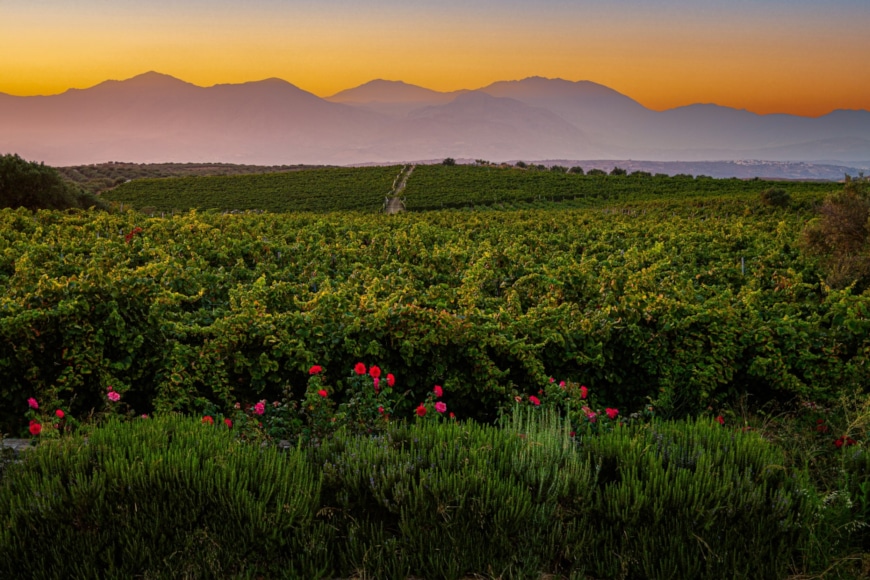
[101,163,837,214]
[101,165,401,213]
[3,72,869,168]
[57,161,332,195]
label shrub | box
[760,187,790,208]
[801,186,870,290]
[0,414,327,578]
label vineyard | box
[98,162,839,213]
[2,192,868,434]
[101,165,401,213]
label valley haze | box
[1,72,868,179]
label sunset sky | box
[2,0,868,116]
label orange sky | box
[1,0,868,116]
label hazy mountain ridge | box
[1,72,868,175]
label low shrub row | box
[2,412,867,579]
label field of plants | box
[99,162,839,213]
[101,165,401,213]
[1,170,869,578]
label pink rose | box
[254,401,265,415]
[27,397,39,409]
[605,408,618,420]
[433,385,443,398]
[107,391,121,402]
[529,395,541,406]
[435,402,447,414]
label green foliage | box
[760,187,790,208]
[1,198,869,434]
[0,414,326,579]
[57,161,325,195]
[400,163,833,210]
[0,411,854,578]
[609,166,627,176]
[102,165,401,213]
[0,154,106,211]
[801,185,870,290]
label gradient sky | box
[2,0,868,116]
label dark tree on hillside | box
[801,180,870,290]
[610,166,627,176]
[587,168,607,176]
[568,166,584,175]
[0,154,106,210]
[442,158,456,166]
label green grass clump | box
[0,414,326,579]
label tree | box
[801,181,870,290]
[0,153,106,210]
[550,165,567,173]
[610,166,627,176]
[568,166,584,175]
[760,187,790,208]
[587,168,607,176]
[442,158,456,166]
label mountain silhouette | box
[1,72,867,167]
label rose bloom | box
[378,406,385,414]
[369,365,381,379]
[55,409,65,419]
[107,391,121,402]
[386,373,395,387]
[586,412,597,423]
[716,415,725,425]
[317,389,328,398]
[373,377,380,392]
[435,402,447,414]
[254,401,266,415]
[433,385,443,398]
[29,421,42,436]
[309,365,323,375]
[202,416,214,425]
[415,403,427,417]
[580,386,588,399]
[224,418,233,428]
[529,396,541,406]
[27,397,39,409]
[559,381,566,388]
[354,362,367,375]
[605,408,619,420]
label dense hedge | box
[2,201,869,435]
[0,413,827,579]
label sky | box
[1,0,868,116]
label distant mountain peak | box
[328,79,452,103]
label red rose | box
[415,403,427,417]
[202,416,214,425]
[386,373,395,387]
[605,408,619,420]
[317,389,328,398]
[580,386,588,399]
[433,385,443,398]
[354,362,366,375]
[309,365,323,375]
[715,415,724,425]
[29,422,42,436]
[529,395,540,406]
[369,365,381,379]
[55,409,65,419]
[224,419,233,428]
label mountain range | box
[1,72,868,175]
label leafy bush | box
[802,185,870,290]
[0,153,106,211]
[0,414,326,579]
[760,187,790,207]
